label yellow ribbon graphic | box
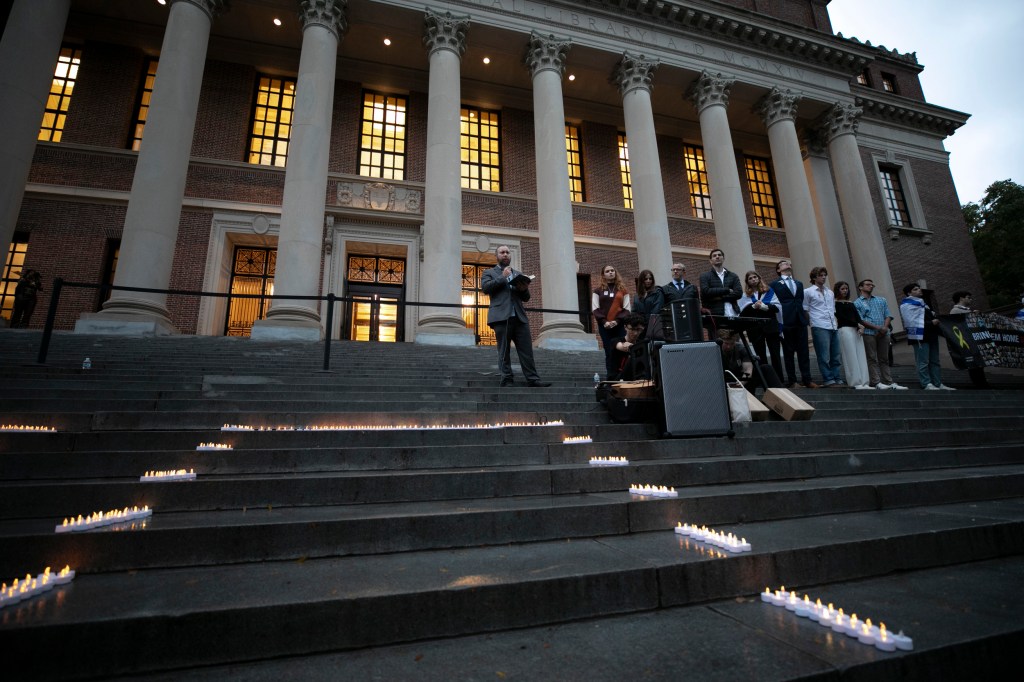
[952,325,970,350]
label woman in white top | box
[833,281,872,389]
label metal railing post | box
[36,277,63,365]
[322,292,335,371]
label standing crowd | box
[589,249,960,392]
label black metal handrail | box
[36,278,584,370]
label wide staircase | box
[1,331,1022,681]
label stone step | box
[2,499,1021,681]
[122,555,1023,682]
[2,464,1022,575]
[4,438,1019,512]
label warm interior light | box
[482,57,491,64]
[383,38,392,46]
[568,74,576,81]
[157,0,167,5]
[273,18,282,26]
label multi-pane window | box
[565,124,584,202]
[129,59,158,151]
[881,73,896,93]
[744,157,781,228]
[39,47,82,142]
[359,92,407,180]
[879,167,912,227]
[683,144,713,219]
[1,234,29,322]
[460,106,501,191]
[247,76,296,167]
[617,134,632,209]
[856,69,870,86]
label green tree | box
[964,179,1024,310]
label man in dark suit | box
[698,248,742,317]
[480,245,551,387]
[660,262,699,307]
[769,259,818,388]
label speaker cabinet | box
[656,341,732,437]
[660,298,703,344]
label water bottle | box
[82,357,92,370]
[593,372,600,386]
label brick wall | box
[859,148,988,311]
[192,60,255,161]
[61,41,142,149]
[501,107,537,196]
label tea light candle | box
[875,624,897,652]
[785,591,800,611]
[831,609,848,633]
[760,587,773,603]
[891,630,914,651]
[770,589,786,606]
[844,613,861,637]
[857,619,877,644]
[808,598,823,622]
[794,595,813,618]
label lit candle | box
[873,623,897,651]
[831,608,847,633]
[808,598,823,622]
[844,613,860,637]
[857,618,877,644]
[760,587,773,603]
[785,591,800,611]
[794,595,812,618]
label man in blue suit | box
[480,245,551,387]
[769,259,818,388]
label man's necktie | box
[787,277,795,294]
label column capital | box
[525,31,571,78]
[170,0,229,20]
[612,51,659,96]
[299,0,347,39]
[817,102,862,143]
[755,87,802,128]
[423,8,469,58]
[685,71,734,114]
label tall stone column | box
[820,102,901,330]
[415,9,475,346]
[0,0,71,280]
[803,134,854,287]
[686,72,754,274]
[77,0,227,335]
[613,52,673,279]
[252,0,347,341]
[525,32,595,350]
[754,87,825,276]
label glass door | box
[224,246,275,336]
[349,293,400,342]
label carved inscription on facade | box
[334,181,423,214]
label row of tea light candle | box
[1,567,75,608]
[761,586,913,652]
[140,469,195,482]
[0,424,56,432]
[629,483,678,498]
[589,456,629,466]
[221,419,564,432]
[675,522,752,552]
[55,506,152,533]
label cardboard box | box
[762,388,815,421]
[746,391,772,421]
[611,380,656,399]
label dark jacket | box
[699,269,742,316]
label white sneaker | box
[924,384,940,390]
[938,384,957,391]
[875,383,891,390]
[854,384,874,390]
[890,383,909,390]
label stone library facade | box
[0,0,982,347]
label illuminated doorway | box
[343,255,405,342]
[224,246,275,337]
